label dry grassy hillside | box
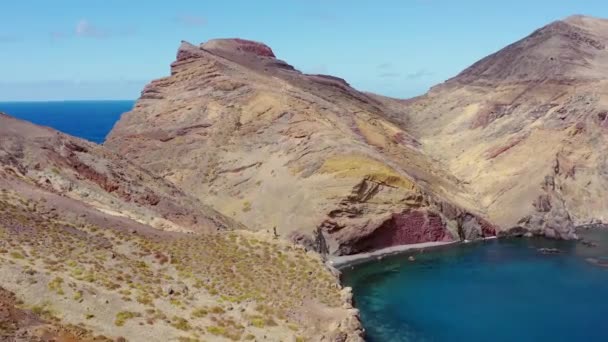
[0,114,362,341]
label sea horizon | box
[0,99,135,103]
[0,100,135,144]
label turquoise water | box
[0,101,134,143]
[342,232,608,342]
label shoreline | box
[329,237,498,270]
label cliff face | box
[0,114,362,341]
[392,15,608,238]
[105,38,496,256]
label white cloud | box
[73,19,136,39]
[76,19,107,38]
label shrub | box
[207,326,226,335]
[242,201,252,212]
[115,311,140,326]
[191,308,208,318]
[209,306,224,314]
[48,277,64,295]
[171,317,192,331]
[9,251,24,259]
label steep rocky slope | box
[0,114,362,341]
[105,39,496,256]
[393,15,608,239]
[0,113,238,234]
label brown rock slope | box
[393,15,608,239]
[105,38,496,256]
[0,114,362,341]
[0,112,237,233]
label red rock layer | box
[352,209,454,253]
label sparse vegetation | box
[191,307,208,318]
[0,191,347,341]
[171,316,192,331]
[115,311,140,326]
[242,200,252,212]
[31,302,53,317]
[48,277,64,295]
[9,251,24,259]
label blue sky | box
[1,0,608,101]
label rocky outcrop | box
[202,38,276,58]
[105,39,496,256]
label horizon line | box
[0,99,136,103]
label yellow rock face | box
[319,154,416,190]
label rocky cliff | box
[105,38,496,256]
[0,114,362,341]
[392,15,608,239]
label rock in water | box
[538,248,562,254]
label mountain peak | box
[562,14,608,26]
[201,38,276,58]
[443,15,608,86]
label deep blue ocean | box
[0,101,134,143]
[342,230,608,342]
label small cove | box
[342,230,608,342]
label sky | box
[1,0,608,101]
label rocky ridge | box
[0,113,238,234]
[105,38,496,257]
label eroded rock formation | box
[105,38,495,256]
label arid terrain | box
[3,13,608,342]
[394,15,608,239]
[0,114,362,341]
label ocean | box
[342,231,608,342]
[0,100,134,144]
